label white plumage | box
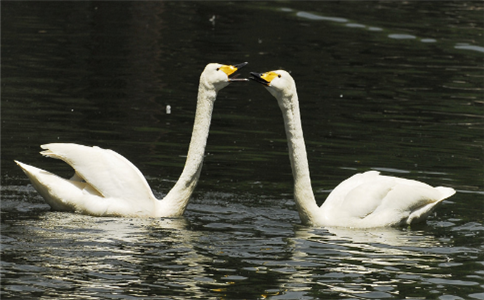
[16,62,248,217]
[251,70,455,228]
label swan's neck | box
[278,91,320,224]
[159,83,217,216]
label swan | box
[250,70,456,228]
[15,62,248,217]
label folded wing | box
[321,171,455,227]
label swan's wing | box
[371,182,454,225]
[40,143,157,202]
[15,160,90,211]
[15,160,151,216]
[322,171,455,226]
[321,171,383,216]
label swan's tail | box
[14,160,81,211]
[435,186,456,201]
[406,186,456,225]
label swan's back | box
[321,171,456,227]
[40,143,157,202]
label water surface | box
[2,2,483,299]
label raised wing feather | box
[40,143,157,203]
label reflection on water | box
[2,214,205,298]
[286,227,455,299]
[291,6,482,52]
[4,188,482,299]
[2,188,483,299]
[296,11,348,23]
[2,1,483,299]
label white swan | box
[15,62,248,218]
[250,70,456,228]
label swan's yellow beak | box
[219,62,249,82]
[250,71,279,86]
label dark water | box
[2,2,483,299]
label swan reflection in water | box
[9,213,214,297]
[278,225,451,298]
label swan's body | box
[251,70,456,228]
[16,62,248,217]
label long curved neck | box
[160,82,217,216]
[278,90,320,224]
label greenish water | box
[2,2,483,299]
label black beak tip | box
[234,62,248,69]
[249,72,269,85]
[228,62,249,82]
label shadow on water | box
[2,1,483,299]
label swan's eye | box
[278,74,281,78]
[216,68,220,71]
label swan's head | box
[250,70,296,100]
[201,62,248,91]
